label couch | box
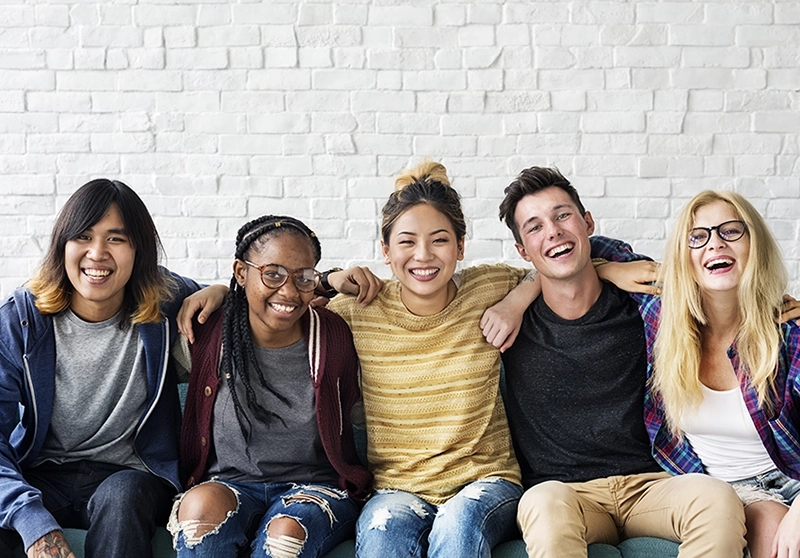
[13,528,680,558]
[12,387,681,558]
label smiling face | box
[689,200,750,297]
[381,203,464,316]
[513,186,596,285]
[234,232,317,348]
[64,204,136,323]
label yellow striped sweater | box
[328,264,525,504]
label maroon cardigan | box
[180,305,372,501]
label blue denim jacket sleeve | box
[0,290,62,549]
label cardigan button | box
[200,436,207,447]
[187,476,194,487]
[204,386,212,397]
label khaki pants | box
[517,471,746,558]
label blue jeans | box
[730,469,800,507]
[0,460,175,558]
[170,480,360,558]
[355,478,523,558]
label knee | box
[680,474,742,515]
[518,482,581,531]
[674,474,746,532]
[90,469,165,515]
[169,482,238,545]
[519,481,579,515]
[265,516,307,558]
[356,493,432,555]
[357,491,431,533]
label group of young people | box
[0,163,798,558]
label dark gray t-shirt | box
[502,282,661,487]
[34,310,148,472]
[208,338,338,484]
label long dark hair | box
[221,215,322,439]
[28,178,171,328]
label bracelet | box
[319,267,343,299]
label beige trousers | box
[517,471,746,558]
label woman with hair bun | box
[168,215,373,558]
[326,161,540,558]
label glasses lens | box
[718,221,745,242]
[293,269,319,292]
[260,265,288,289]
[688,229,709,248]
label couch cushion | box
[13,529,678,558]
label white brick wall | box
[2,0,799,298]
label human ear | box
[515,243,532,263]
[584,211,596,236]
[233,259,247,288]
[380,240,390,264]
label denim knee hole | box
[166,482,241,549]
[265,514,308,558]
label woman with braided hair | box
[167,215,373,558]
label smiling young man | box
[497,167,747,558]
[0,179,202,558]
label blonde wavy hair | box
[653,190,787,434]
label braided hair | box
[221,215,322,440]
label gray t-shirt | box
[208,338,338,485]
[34,310,148,472]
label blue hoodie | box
[0,271,200,549]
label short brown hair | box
[499,166,585,243]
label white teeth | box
[411,268,438,276]
[84,269,111,278]
[547,244,573,258]
[270,303,295,313]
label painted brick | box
[775,4,800,24]
[197,26,260,47]
[705,3,772,25]
[313,69,376,90]
[582,112,646,133]
[368,6,433,26]
[392,27,452,50]
[197,5,231,27]
[636,3,703,24]
[504,4,569,24]
[669,25,734,46]
[133,6,197,26]
[738,26,800,47]
[753,112,800,133]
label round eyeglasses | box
[244,261,321,292]
[688,220,747,249]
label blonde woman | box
[596,191,800,558]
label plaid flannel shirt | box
[591,235,800,479]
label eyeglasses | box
[244,261,321,292]
[688,220,747,249]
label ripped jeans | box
[168,480,360,558]
[355,478,522,558]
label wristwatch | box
[319,267,343,299]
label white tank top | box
[679,383,775,482]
